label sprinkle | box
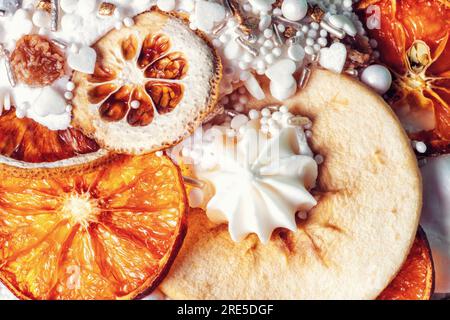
[130,100,140,109]
[65,104,72,112]
[345,69,358,77]
[155,151,163,157]
[66,81,75,91]
[64,91,73,100]
[299,66,312,89]
[123,17,134,27]
[183,176,205,189]
[272,23,284,46]
[297,211,307,219]
[50,0,59,32]
[51,39,68,49]
[413,141,427,154]
[319,20,345,39]
[314,154,324,164]
[235,37,258,56]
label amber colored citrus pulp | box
[378,227,434,300]
[0,153,187,299]
[0,109,99,163]
[357,0,450,154]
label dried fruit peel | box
[72,9,222,155]
[0,109,100,164]
[378,227,434,300]
[0,153,187,300]
[357,0,450,153]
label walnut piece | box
[11,35,65,87]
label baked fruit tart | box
[72,10,222,154]
[161,69,424,299]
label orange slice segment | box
[0,153,187,300]
[0,109,99,163]
[378,227,434,300]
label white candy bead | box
[277,24,286,33]
[263,39,274,49]
[263,28,273,38]
[131,100,140,109]
[279,105,289,113]
[281,0,308,22]
[66,81,75,91]
[157,0,175,11]
[264,53,275,64]
[272,47,282,57]
[288,44,305,62]
[305,38,314,46]
[123,17,134,27]
[414,141,427,154]
[361,64,392,94]
[64,91,73,100]
[259,14,272,31]
[304,46,314,55]
[317,37,327,47]
[261,108,271,117]
[231,114,249,130]
[343,0,353,8]
[249,109,260,120]
[32,10,50,28]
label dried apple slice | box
[0,153,187,300]
[161,69,422,299]
[72,9,222,154]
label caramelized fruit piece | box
[378,227,434,300]
[87,31,188,127]
[127,87,154,127]
[138,34,171,69]
[0,109,99,163]
[145,82,184,115]
[11,35,65,87]
[99,85,132,122]
[145,52,188,80]
[0,154,187,300]
[357,0,450,154]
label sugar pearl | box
[277,24,286,33]
[231,114,249,129]
[263,28,273,38]
[317,37,327,47]
[66,82,75,91]
[65,104,72,112]
[414,141,427,154]
[273,8,282,16]
[64,91,73,100]
[361,64,392,94]
[261,108,271,117]
[249,109,260,120]
[272,47,282,57]
[281,0,308,22]
[157,0,175,11]
[123,17,134,27]
[320,29,328,37]
[314,154,324,164]
[131,100,140,109]
[343,0,353,8]
[307,29,318,39]
[263,39,274,49]
[304,46,314,55]
[301,25,309,33]
[311,22,320,30]
[114,21,123,30]
[305,38,314,46]
[264,53,275,64]
[279,105,289,113]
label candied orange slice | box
[378,227,434,300]
[72,9,222,155]
[0,153,187,300]
[357,0,450,154]
[0,109,99,163]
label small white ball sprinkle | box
[263,28,273,38]
[306,38,314,46]
[64,91,74,100]
[114,21,123,30]
[279,105,289,113]
[305,46,314,55]
[261,108,271,117]
[65,104,72,112]
[320,29,328,37]
[66,82,75,91]
[272,47,282,57]
[249,109,260,120]
[123,17,134,27]
[301,25,309,33]
[314,154,324,164]
[131,100,141,109]
[277,24,286,33]
[264,53,275,64]
[273,8,282,16]
[414,141,427,154]
[263,39,274,49]
[310,22,320,30]
[226,128,236,138]
[155,151,163,157]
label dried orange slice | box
[0,153,187,300]
[0,108,101,165]
[72,9,222,154]
[357,0,450,154]
[378,227,434,300]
